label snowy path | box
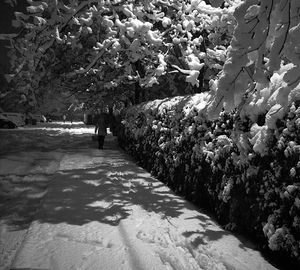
[0,123,278,270]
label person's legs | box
[98,135,105,149]
[101,136,105,149]
[97,135,102,149]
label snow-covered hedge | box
[117,93,300,265]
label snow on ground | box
[0,122,93,270]
[1,122,278,270]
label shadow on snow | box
[0,125,257,255]
[37,150,192,226]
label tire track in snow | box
[118,221,147,270]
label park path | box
[0,124,277,270]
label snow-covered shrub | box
[118,95,300,266]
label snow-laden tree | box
[205,0,300,158]
[207,0,300,121]
[1,0,239,109]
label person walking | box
[95,112,108,149]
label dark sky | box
[0,1,27,74]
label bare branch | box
[278,1,291,56]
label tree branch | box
[65,41,113,77]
